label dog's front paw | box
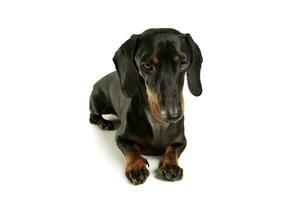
[125,158,149,185]
[158,162,183,181]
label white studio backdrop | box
[0,0,292,199]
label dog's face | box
[134,35,190,123]
[113,29,202,123]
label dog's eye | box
[141,62,153,70]
[179,61,189,70]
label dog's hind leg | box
[89,93,115,130]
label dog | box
[89,28,202,185]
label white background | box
[0,0,292,199]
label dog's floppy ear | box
[185,33,203,96]
[113,34,139,98]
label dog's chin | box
[151,113,183,124]
[163,115,183,124]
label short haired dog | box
[89,28,203,185]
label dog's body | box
[90,28,202,185]
[90,71,185,155]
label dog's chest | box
[138,112,180,155]
[150,122,169,139]
[146,113,170,143]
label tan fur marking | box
[125,144,146,172]
[161,146,178,165]
[125,157,147,172]
[125,144,140,162]
[152,56,159,64]
[146,87,161,119]
[180,94,184,113]
[174,55,180,62]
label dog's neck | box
[145,111,170,139]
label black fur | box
[89,28,203,184]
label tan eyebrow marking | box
[174,55,180,62]
[152,56,159,64]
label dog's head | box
[113,28,202,123]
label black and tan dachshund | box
[89,28,202,185]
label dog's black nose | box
[161,108,182,123]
